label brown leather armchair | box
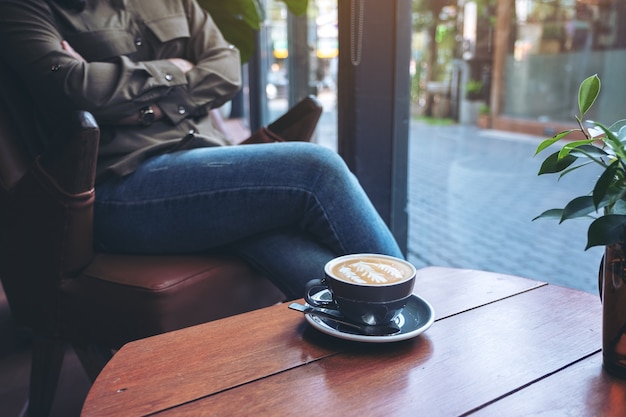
[0,75,285,416]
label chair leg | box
[27,337,66,417]
[72,343,113,382]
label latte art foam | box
[330,257,413,285]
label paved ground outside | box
[406,122,603,294]
[271,96,603,294]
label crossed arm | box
[0,0,241,127]
[61,40,196,126]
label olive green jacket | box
[0,0,241,182]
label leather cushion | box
[59,253,285,348]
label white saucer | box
[304,289,435,343]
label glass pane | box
[408,124,604,293]
[408,0,626,293]
[312,0,338,150]
[266,0,338,150]
[266,0,290,120]
[507,0,626,123]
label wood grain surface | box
[82,267,604,417]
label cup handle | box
[304,278,337,309]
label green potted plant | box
[534,74,626,379]
[465,79,484,101]
[460,79,484,124]
[198,0,308,63]
[477,103,491,129]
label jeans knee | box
[306,144,349,175]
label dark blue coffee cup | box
[304,254,416,326]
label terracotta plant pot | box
[477,114,491,129]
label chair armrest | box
[41,111,100,194]
[0,112,99,330]
[14,110,100,277]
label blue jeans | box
[94,142,402,298]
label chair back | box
[0,60,97,335]
[0,68,33,191]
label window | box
[408,0,626,293]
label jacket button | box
[178,106,186,115]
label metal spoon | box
[289,302,401,336]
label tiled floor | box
[406,122,603,294]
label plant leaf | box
[605,187,626,212]
[597,124,626,162]
[613,199,626,215]
[586,214,626,249]
[537,151,577,175]
[600,125,623,147]
[609,119,626,138]
[619,125,626,142]
[578,74,601,117]
[561,196,597,221]
[197,0,307,62]
[198,0,264,30]
[532,208,564,221]
[593,160,619,208]
[281,0,308,15]
[558,139,596,160]
[569,144,609,159]
[557,161,593,179]
[534,130,575,156]
[197,0,264,62]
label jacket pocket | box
[65,30,136,62]
[144,14,190,43]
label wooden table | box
[81,267,626,416]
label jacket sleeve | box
[0,0,241,125]
[155,0,242,125]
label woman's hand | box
[168,58,195,73]
[62,40,85,62]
